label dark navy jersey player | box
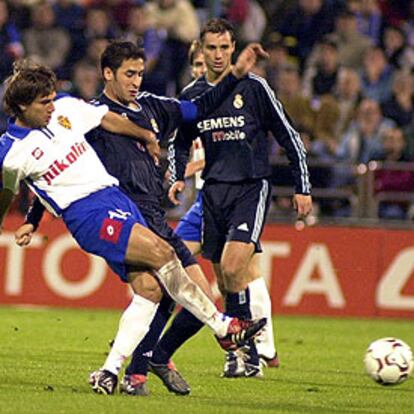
[168,19,313,377]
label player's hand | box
[168,181,185,206]
[293,194,313,219]
[232,43,269,78]
[15,223,35,247]
[146,140,161,166]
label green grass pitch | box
[0,306,413,414]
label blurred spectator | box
[381,71,414,128]
[354,0,383,45]
[337,98,395,164]
[53,0,85,71]
[146,0,200,94]
[7,0,31,30]
[84,7,119,41]
[333,9,372,69]
[277,0,338,67]
[330,98,394,216]
[265,34,297,89]
[276,66,315,134]
[78,36,109,70]
[303,35,341,97]
[0,0,24,82]
[378,0,409,27]
[221,0,267,44]
[70,61,101,101]
[53,0,84,32]
[146,0,199,44]
[359,46,393,103]
[370,127,414,219]
[402,0,414,49]
[23,1,71,74]
[382,25,412,70]
[124,4,164,76]
[91,0,135,30]
[333,67,362,137]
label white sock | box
[156,259,230,337]
[102,294,159,375]
[248,277,276,359]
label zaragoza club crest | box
[233,94,244,109]
[58,115,72,130]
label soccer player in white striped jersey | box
[0,62,267,394]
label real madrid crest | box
[150,118,160,133]
[58,115,72,130]
[233,94,244,109]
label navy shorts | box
[138,201,197,268]
[62,186,148,282]
[175,191,203,243]
[202,179,271,262]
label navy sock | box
[125,295,175,376]
[225,288,251,319]
[151,308,204,365]
[225,288,259,365]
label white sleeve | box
[2,162,24,194]
[74,99,109,135]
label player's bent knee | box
[129,272,163,303]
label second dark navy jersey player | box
[170,72,311,195]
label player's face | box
[19,92,56,129]
[191,52,206,79]
[202,31,235,76]
[105,58,144,104]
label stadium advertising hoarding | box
[1,215,414,318]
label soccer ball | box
[364,337,413,385]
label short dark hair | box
[3,61,56,117]
[100,40,146,75]
[200,18,235,43]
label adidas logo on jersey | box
[237,223,249,232]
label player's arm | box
[168,158,204,205]
[15,197,46,246]
[179,43,268,122]
[185,159,205,178]
[0,188,14,234]
[255,80,312,217]
[167,124,196,205]
[100,111,160,162]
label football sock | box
[125,295,175,376]
[248,278,276,359]
[225,288,259,367]
[225,288,251,319]
[151,308,204,365]
[102,294,159,376]
[156,259,230,337]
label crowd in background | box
[2,0,414,220]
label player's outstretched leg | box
[154,257,266,350]
[149,360,190,395]
[89,370,118,395]
[120,374,149,396]
[120,295,176,396]
[246,259,279,369]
